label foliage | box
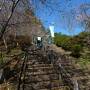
[70,44,82,58]
[54,31,90,58]
[54,33,71,50]
[78,47,90,69]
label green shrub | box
[54,33,71,50]
[70,44,83,58]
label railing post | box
[73,79,79,90]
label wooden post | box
[3,35,8,50]
[73,79,79,90]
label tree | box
[77,4,90,32]
[0,0,20,39]
[0,0,31,52]
[0,0,49,52]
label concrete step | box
[26,70,58,76]
[27,64,53,67]
[51,86,70,90]
[25,79,61,84]
[25,74,60,83]
[26,67,55,72]
[23,84,68,90]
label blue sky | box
[32,0,90,35]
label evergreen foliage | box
[54,32,90,58]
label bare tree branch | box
[0,0,20,39]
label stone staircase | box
[22,51,69,90]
